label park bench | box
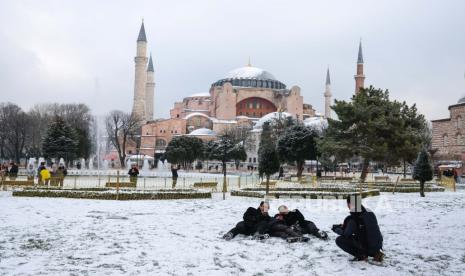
[105,182,137,188]
[374,176,390,182]
[193,182,218,191]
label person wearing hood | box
[332,194,384,262]
[223,201,272,240]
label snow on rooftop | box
[188,92,210,98]
[188,128,216,136]
[224,66,277,80]
[254,112,293,129]
[183,112,211,120]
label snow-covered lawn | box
[1,190,464,275]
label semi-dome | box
[188,128,216,136]
[212,65,286,89]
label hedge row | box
[105,182,137,188]
[12,189,211,200]
[193,182,218,188]
[231,189,380,199]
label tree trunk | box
[420,181,425,197]
[222,161,227,200]
[266,175,270,196]
[296,160,304,180]
[360,159,370,183]
[403,159,407,179]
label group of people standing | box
[0,162,19,180]
[223,196,384,263]
[35,162,67,186]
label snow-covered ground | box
[0,190,464,276]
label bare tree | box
[105,110,141,168]
[0,103,30,163]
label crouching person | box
[333,195,384,262]
[278,205,328,240]
[223,201,271,240]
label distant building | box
[431,97,465,161]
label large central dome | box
[212,65,286,89]
[224,66,277,80]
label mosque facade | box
[129,22,365,160]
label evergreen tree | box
[258,122,280,195]
[206,134,246,200]
[165,136,204,169]
[320,86,428,182]
[277,124,318,179]
[413,148,433,197]
[42,116,78,162]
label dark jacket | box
[171,168,179,178]
[340,206,383,253]
[9,164,19,174]
[282,209,306,226]
[243,206,271,229]
[128,168,139,177]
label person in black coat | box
[277,205,328,240]
[128,164,139,184]
[332,195,384,262]
[9,162,19,180]
[268,213,309,243]
[223,201,272,240]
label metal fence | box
[0,173,267,191]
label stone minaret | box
[354,40,365,94]
[324,68,332,119]
[145,54,155,121]
[132,21,148,121]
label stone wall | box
[432,103,465,159]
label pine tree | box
[413,148,433,197]
[277,124,318,179]
[42,116,78,163]
[165,136,204,169]
[206,134,246,200]
[258,122,280,195]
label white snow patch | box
[1,191,465,275]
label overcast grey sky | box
[1,0,464,120]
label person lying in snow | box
[223,201,272,241]
[277,205,328,240]
[269,213,309,243]
[332,195,384,262]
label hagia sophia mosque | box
[128,21,366,164]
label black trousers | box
[299,220,320,236]
[229,221,269,237]
[269,223,301,239]
[336,236,370,258]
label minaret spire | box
[132,20,148,121]
[145,52,155,120]
[325,67,331,85]
[357,39,364,64]
[324,67,332,119]
[137,20,147,42]
[147,53,154,72]
[247,56,251,67]
[354,39,365,94]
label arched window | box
[443,134,448,147]
[156,139,167,147]
[457,116,462,129]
